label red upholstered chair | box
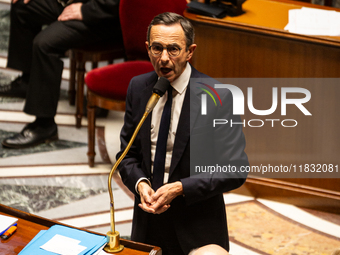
[84,0,188,167]
[119,0,188,60]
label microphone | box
[104,76,170,253]
[145,77,171,113]
[153,77,171,96]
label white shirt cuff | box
[135,177,151,194]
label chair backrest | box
[119,0,188,60]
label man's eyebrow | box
[151,42,181,47]
[167,43,181,47]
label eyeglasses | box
[149,44,182,57]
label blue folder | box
[19,225,107,255]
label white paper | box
[92,244,107,255]
[284,7,340,36]
[40,234,87,255]
[0,214,18,233]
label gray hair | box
[147,12,195,50]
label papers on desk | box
[284,7,340,36]
[0,214,18,234]
[19,225,107,255]
[40,234,87,255]
[93,247,111,255]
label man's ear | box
[145,41,151,58]
[186,44,197,61]
[145,41,149,52]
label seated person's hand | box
[12,0,31,4]
[58,3,83,21]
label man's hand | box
[12,0,31,4]
[58,3,83,21]
[137,181,183,214]
[137,181,156,214]
[149,181,183,214]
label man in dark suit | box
[1,0,120,149]
[117,12,249,255]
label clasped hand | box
[138,181,183,214]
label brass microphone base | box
[104,231,124,253]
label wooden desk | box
[185,0,340,213]
[0,204,161,255]
[185,0,340,78]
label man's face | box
[146,24,196,83]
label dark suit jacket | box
[81,0,120,36]
[117,66,249,253]
[81,0,119,25]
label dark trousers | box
[145,211,185,255]
[7,0,120,118]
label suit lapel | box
[140,67,203,178]
[170,87,190,176]
[140,72,158,173]
[169,67,202,177]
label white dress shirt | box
[135,63,192,192]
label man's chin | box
[159,73,175,83]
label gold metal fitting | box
[104,231,124,253]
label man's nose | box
[160,49,170,62]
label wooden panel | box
[185,0,340,212]
[186,0,340,78]
[190,21,340,78]
[240,80,340,173]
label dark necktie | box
[152,86,173,190]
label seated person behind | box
[1,0,120,149]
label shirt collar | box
[171,62,191,95]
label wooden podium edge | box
[0,203,161,254]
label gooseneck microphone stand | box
[104,77,171,253]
